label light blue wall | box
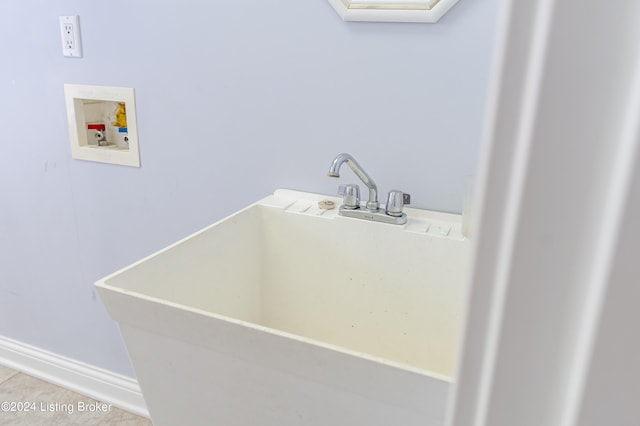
[0,0,499,376]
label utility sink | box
[96,189,470,426]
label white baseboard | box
[0,335,149,418]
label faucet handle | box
[385,190,410,217]
[338,184,360,209]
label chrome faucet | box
[327,153,379,211]
[327,153,410,225]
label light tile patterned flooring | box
[0,363,151,425]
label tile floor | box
[0,363,152,425]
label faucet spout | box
[328,153,379,211]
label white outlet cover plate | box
[64,84,141,167]
[59,16,82,58]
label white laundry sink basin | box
[96,189,470,426]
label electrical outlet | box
[59,16,82,58]
[63,23,74,49]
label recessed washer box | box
[64,84,141,167]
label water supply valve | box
[87,123,107,146]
